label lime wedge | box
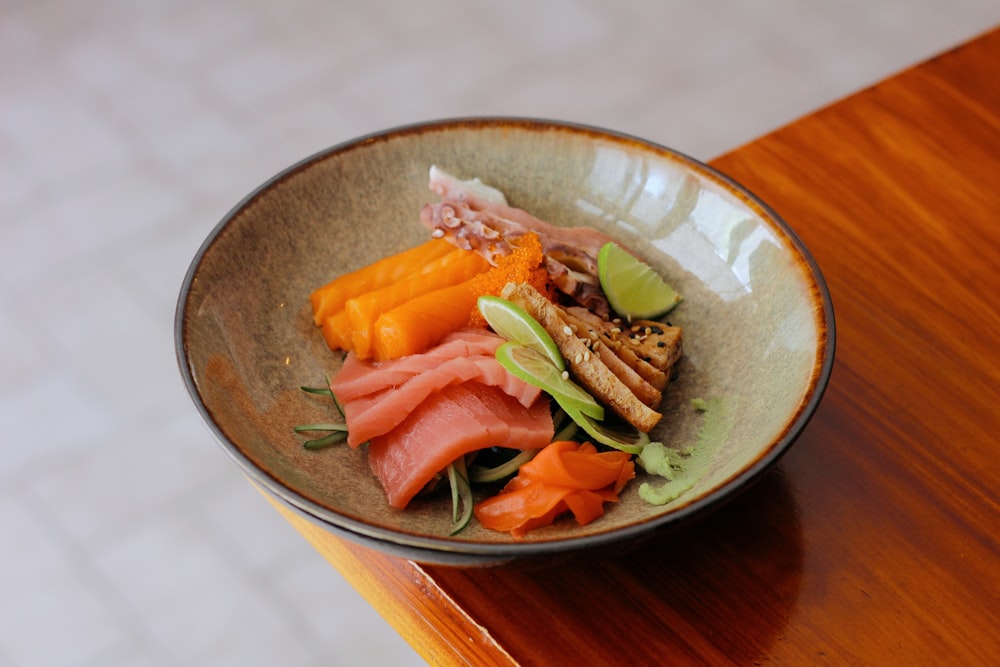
[495,342,604,420]
[478,295,565,371]
[597,242,681,319]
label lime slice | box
[495,342,604,420]
[562,406,650,455]
[597,242,681,319]
[478,295,565,370]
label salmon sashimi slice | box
[371,277,481,361]
[339,355,542,447]
[367,383,554,509]
[310,238,454,326]
[345,249,490,359]
[329,330,504,403]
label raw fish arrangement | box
[298,167,689,537]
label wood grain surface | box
[272,27,1000,666]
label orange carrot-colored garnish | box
[474,440,635,538]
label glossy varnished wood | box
[273,28,1000,665]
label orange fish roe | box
[468,233,554,327]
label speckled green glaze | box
[176,118,834,565]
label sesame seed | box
[574,353,583,364]
[584,351,591,362]
[561,370,570,380]
[563,325,573,336]
[431,228,445,238]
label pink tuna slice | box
[339,354,540,447]
[368,383,553,509]
[330,329,503,403]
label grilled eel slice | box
[500,283,682,433]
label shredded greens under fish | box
[468,449,538,484]
[551,407,579,442]
[447,457,474,535]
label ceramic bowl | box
[176,118,834,567]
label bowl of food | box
[175,117,834,567]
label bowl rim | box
[175,116,836,560]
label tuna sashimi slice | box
[330,329,504,402]
[340,355,541,447]
[368,383,554,509]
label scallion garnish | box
[301,430,348,450]
[299,385,333,398]
[296,381,349,450]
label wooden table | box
[270,27,1000,665]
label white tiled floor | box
[2,1,997,665]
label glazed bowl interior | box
[177,118,833,563]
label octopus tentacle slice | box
[421,166,624,316]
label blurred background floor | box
[2,1,997,665]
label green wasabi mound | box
[637,442,695,505]
[636,396,730,506]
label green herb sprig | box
[295,381,349,450]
